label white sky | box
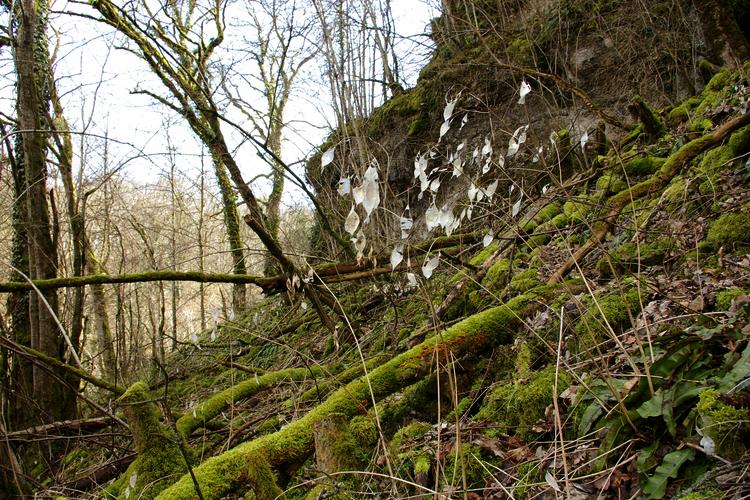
[26,0,438,207]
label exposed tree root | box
[548,111,750,284]
[156,291,545,498]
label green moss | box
[413,452,431,475]
[622,124,644,146]
[667,96,703,126]
[700,145,735,174]
[514,460,541,499]
[256,416,280,435]
[391,421,431,451]
[481,258,510,293]
[677,488,722,500]
[349,415,378,447]
[706,212,750,249]
[515,342,533,380]
[563,196,592,223]
[549,213,569,229]
[596,237,674,278]
[688,117,713,133]
[317,413,367,470]
[508,268,540,294]
[534,203,562,224]
[115,382,188,500]
[471,241,499,266]
[624,155,667,176]
[574,288,642,354]
[525,234,549,249]
[705,69,731,92]
[474,365,570,440]
[715,288,748,310]
[159,298,535,499]
[521,219,539,234]
[696,389,750,460]
[727,124,750,154]
[595,174,627,194]
[304,484,349,500]
[177,366,322,438]
[441,443,487,489]
[507,37,534,66]
[662,176,689,207]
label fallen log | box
[0,233,482,296]
[156,288,546,499]
[548,111,750,284]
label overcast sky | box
[1,0,437,207]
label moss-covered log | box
[0,270,275,293]
[548,111,750,284]
[157,291,542,498]
[176,366,325,438]
[0,232,482,295]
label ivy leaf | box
[321,147,334,170]
[719,340,750,392]
[642,449,695,499]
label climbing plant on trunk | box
[11,0,78,426]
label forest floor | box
[32,61,750,499]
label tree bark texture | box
[13,0,77,424]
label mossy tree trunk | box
[694,0,750,68]
[13,0,77,425]
[114,382,189,500]
[157,292,542,498]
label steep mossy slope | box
[46,3,750,500]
